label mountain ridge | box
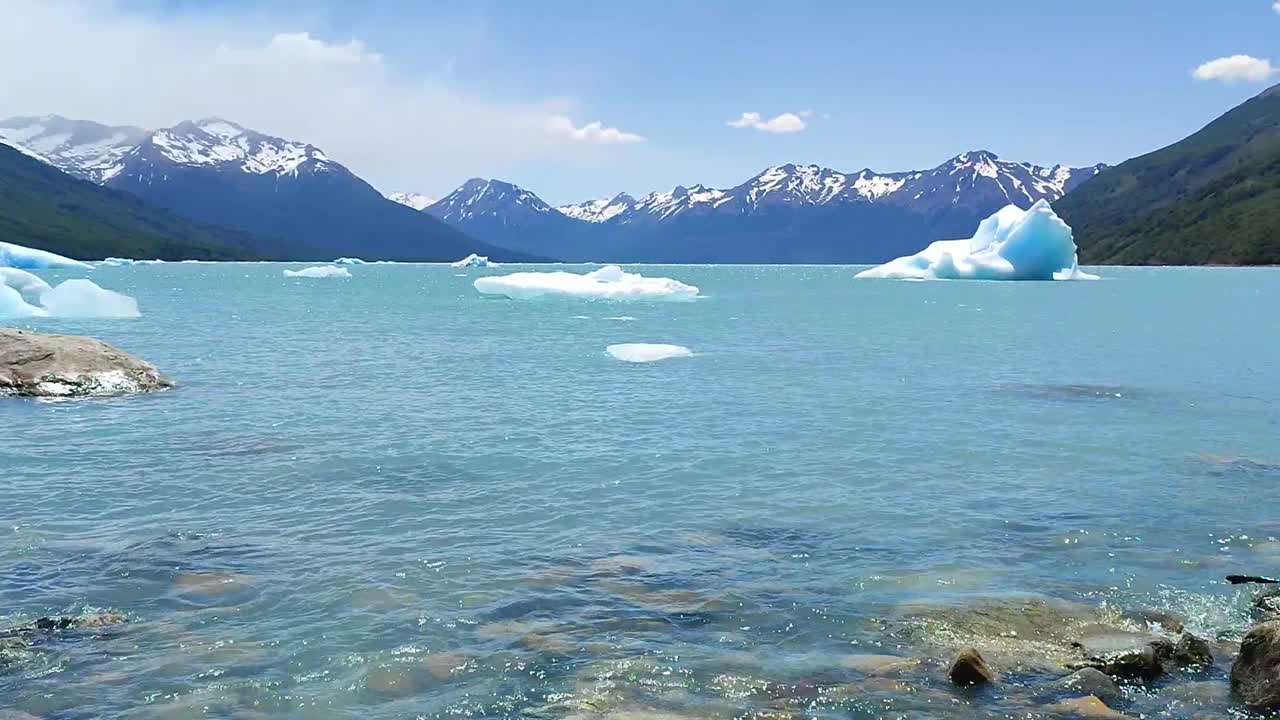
[409,152,1104,262]
[2,115,534,262]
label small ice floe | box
[283,265,351,279]
[451,253,495,268]
[855,200,1097,281]
[332,257,368,265]
[474,265,699,301]
[100,257,165,266]
[606,343,694,363]
[0,269,140,319]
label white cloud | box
[0,1,641,196]
[264,32,382,66]
[1192,54,1276,83]
[546,115,645,144]
[1273,1,1280,14]
[726,111,808,134]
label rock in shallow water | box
[1231,620,1280,710]
[0,328,171,398]
[1046,695,1129,718]
[947,647,996,686]
[1051,668,1121,704]
[1069,629,1171,680]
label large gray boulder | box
[1231,621,1280,710]
[0,328,171,398]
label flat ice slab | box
[855,200,1097,281]
[283,266,351,279]
[474,265,700,301]
[606,343,694,363]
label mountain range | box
[5,83,1280,265]
[396,152,1105,263]
[0,116,530,262]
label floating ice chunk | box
[0,241,91,269]
[100,257,164,266]
[39,279,141,318]
[283,265,351,279]
[0,284,46,317]
[451,253,495,268]
[606,343,694,363]
[855,200,1098,281]
[0,267,53,299]
[0,269,139,319]
[475,265,700,302]
[333,257,368,265]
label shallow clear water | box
[2,264,1279,719]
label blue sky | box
[6,1,1280,203]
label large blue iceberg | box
[855,200,1097,281]
[0,241,91,270]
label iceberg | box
[0,270,141,319]
[39,279,141,319]
[474,265,700,302]
[0,240,91,270]
[451,253,495,268]
[606,343,694,363]
[332,257,368,265]
[283,265,351,279]
[0,267,53,299]
[854,200,1097,281]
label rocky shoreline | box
[0,328,170,398]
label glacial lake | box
[2,263,1278,719]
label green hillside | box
[0,143,260,261]
[1057,85,1280,265]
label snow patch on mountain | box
[0,115,148,182]
[428,178,558,223]
[386,192,436,211]
[110,118,335,180]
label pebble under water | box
[2,263,1279,719]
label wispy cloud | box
[1192,54,1276,83]
[726,111,808,134]
[263,32,383,66]
[546,115,645,144]
[1273,1,1280,14]
[0,1,641,196]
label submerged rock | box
[947,648,996,686]
[1230,620,1280,710]
[1051,668,1121,704]
[1069,630,1171,681]
[0,611,128,671]
[1172,632,1214,668]
[1045,695,1128,718]
[0,328,171,398]
[1254,588,1280,621]
[1120,608,1185,634]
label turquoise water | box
[2,264,1279,719]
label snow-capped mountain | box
[423,151,1105,262]
[386,191,435,211]
[0,115,148,182]
[557,151,1103,228]
[0,114,528,262]
[106,118,340,185]
[425,179,593,259]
